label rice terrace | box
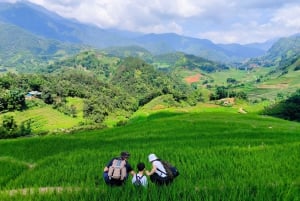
[1,104,299,201]
[1,1,300,201]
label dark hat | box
[121,151,130,158]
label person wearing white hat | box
[146,153,172,185]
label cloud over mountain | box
[3,0,298,44]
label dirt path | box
[2,187,83,196]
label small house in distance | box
[26,91,42,100]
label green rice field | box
[0,106,299,200]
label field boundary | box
[1,186,84,196]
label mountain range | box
[0,1,276,63]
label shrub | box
[263,89,300,121]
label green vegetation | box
[0,115,31,139]
[263,89,300,122]
[152,52,228,73]
[0,106,299,200]
[0,23,83,72]
[0,54,204,136]
[0,22,300,200]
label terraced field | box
[0,105,299,200]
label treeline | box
[263,89,300,122]
[209,86,248,100]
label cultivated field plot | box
[0,108,299,201]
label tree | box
[19,119,32,136]
[7,90,26,111]
[263,89,300,122]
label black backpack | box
[160,160,179,179]
[133,174,144,186]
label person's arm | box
[146,164,157,176]
[127,163,135,176]
[103,159,113,172]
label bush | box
[263,89,300,122]
[0,116,32,139]
[294,66,300,71]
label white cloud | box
[5,0,300,43]
[272,5,300,29]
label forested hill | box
[46,51,194,105]
[152,52,229,73]
[247,34,300,69]
[110,57,192,105]
[0,22,84,72]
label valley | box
[0,1,299,200]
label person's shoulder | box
[153,160,161,164]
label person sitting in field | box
[146,153,173,185]
[132,162,148,187]
[103,151,135,186]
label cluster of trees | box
[263,89,300,122]
[0,115,31,139]
[0,89,26,112]
[209,86,248,100]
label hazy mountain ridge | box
[245,35,300,71]
[0,1,132,48]
[0,21,84,71]
[0,1,274,63]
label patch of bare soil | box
[184,73,201,84]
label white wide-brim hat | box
[148,153,158,162]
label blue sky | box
[4,0,300,44]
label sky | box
[4,0,300,44]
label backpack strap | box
[156,167,167,176]
[135,174,143,185]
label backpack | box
[133,174,144,186]
[108,158,127,180]
[161,160,179,179]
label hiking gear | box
[108,159,127,180]
[148,153,158,162]
[150,173,172,185]
[133,174,144,186]
[157,161,179,179]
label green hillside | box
[0,106,299,200]
[0,22,84,72]
[0,98,85,134]
[152,52,228,73]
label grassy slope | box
[248,68,300,100]
[0,97,85,134]
[0,105,299,200]
[209,68,271,86]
